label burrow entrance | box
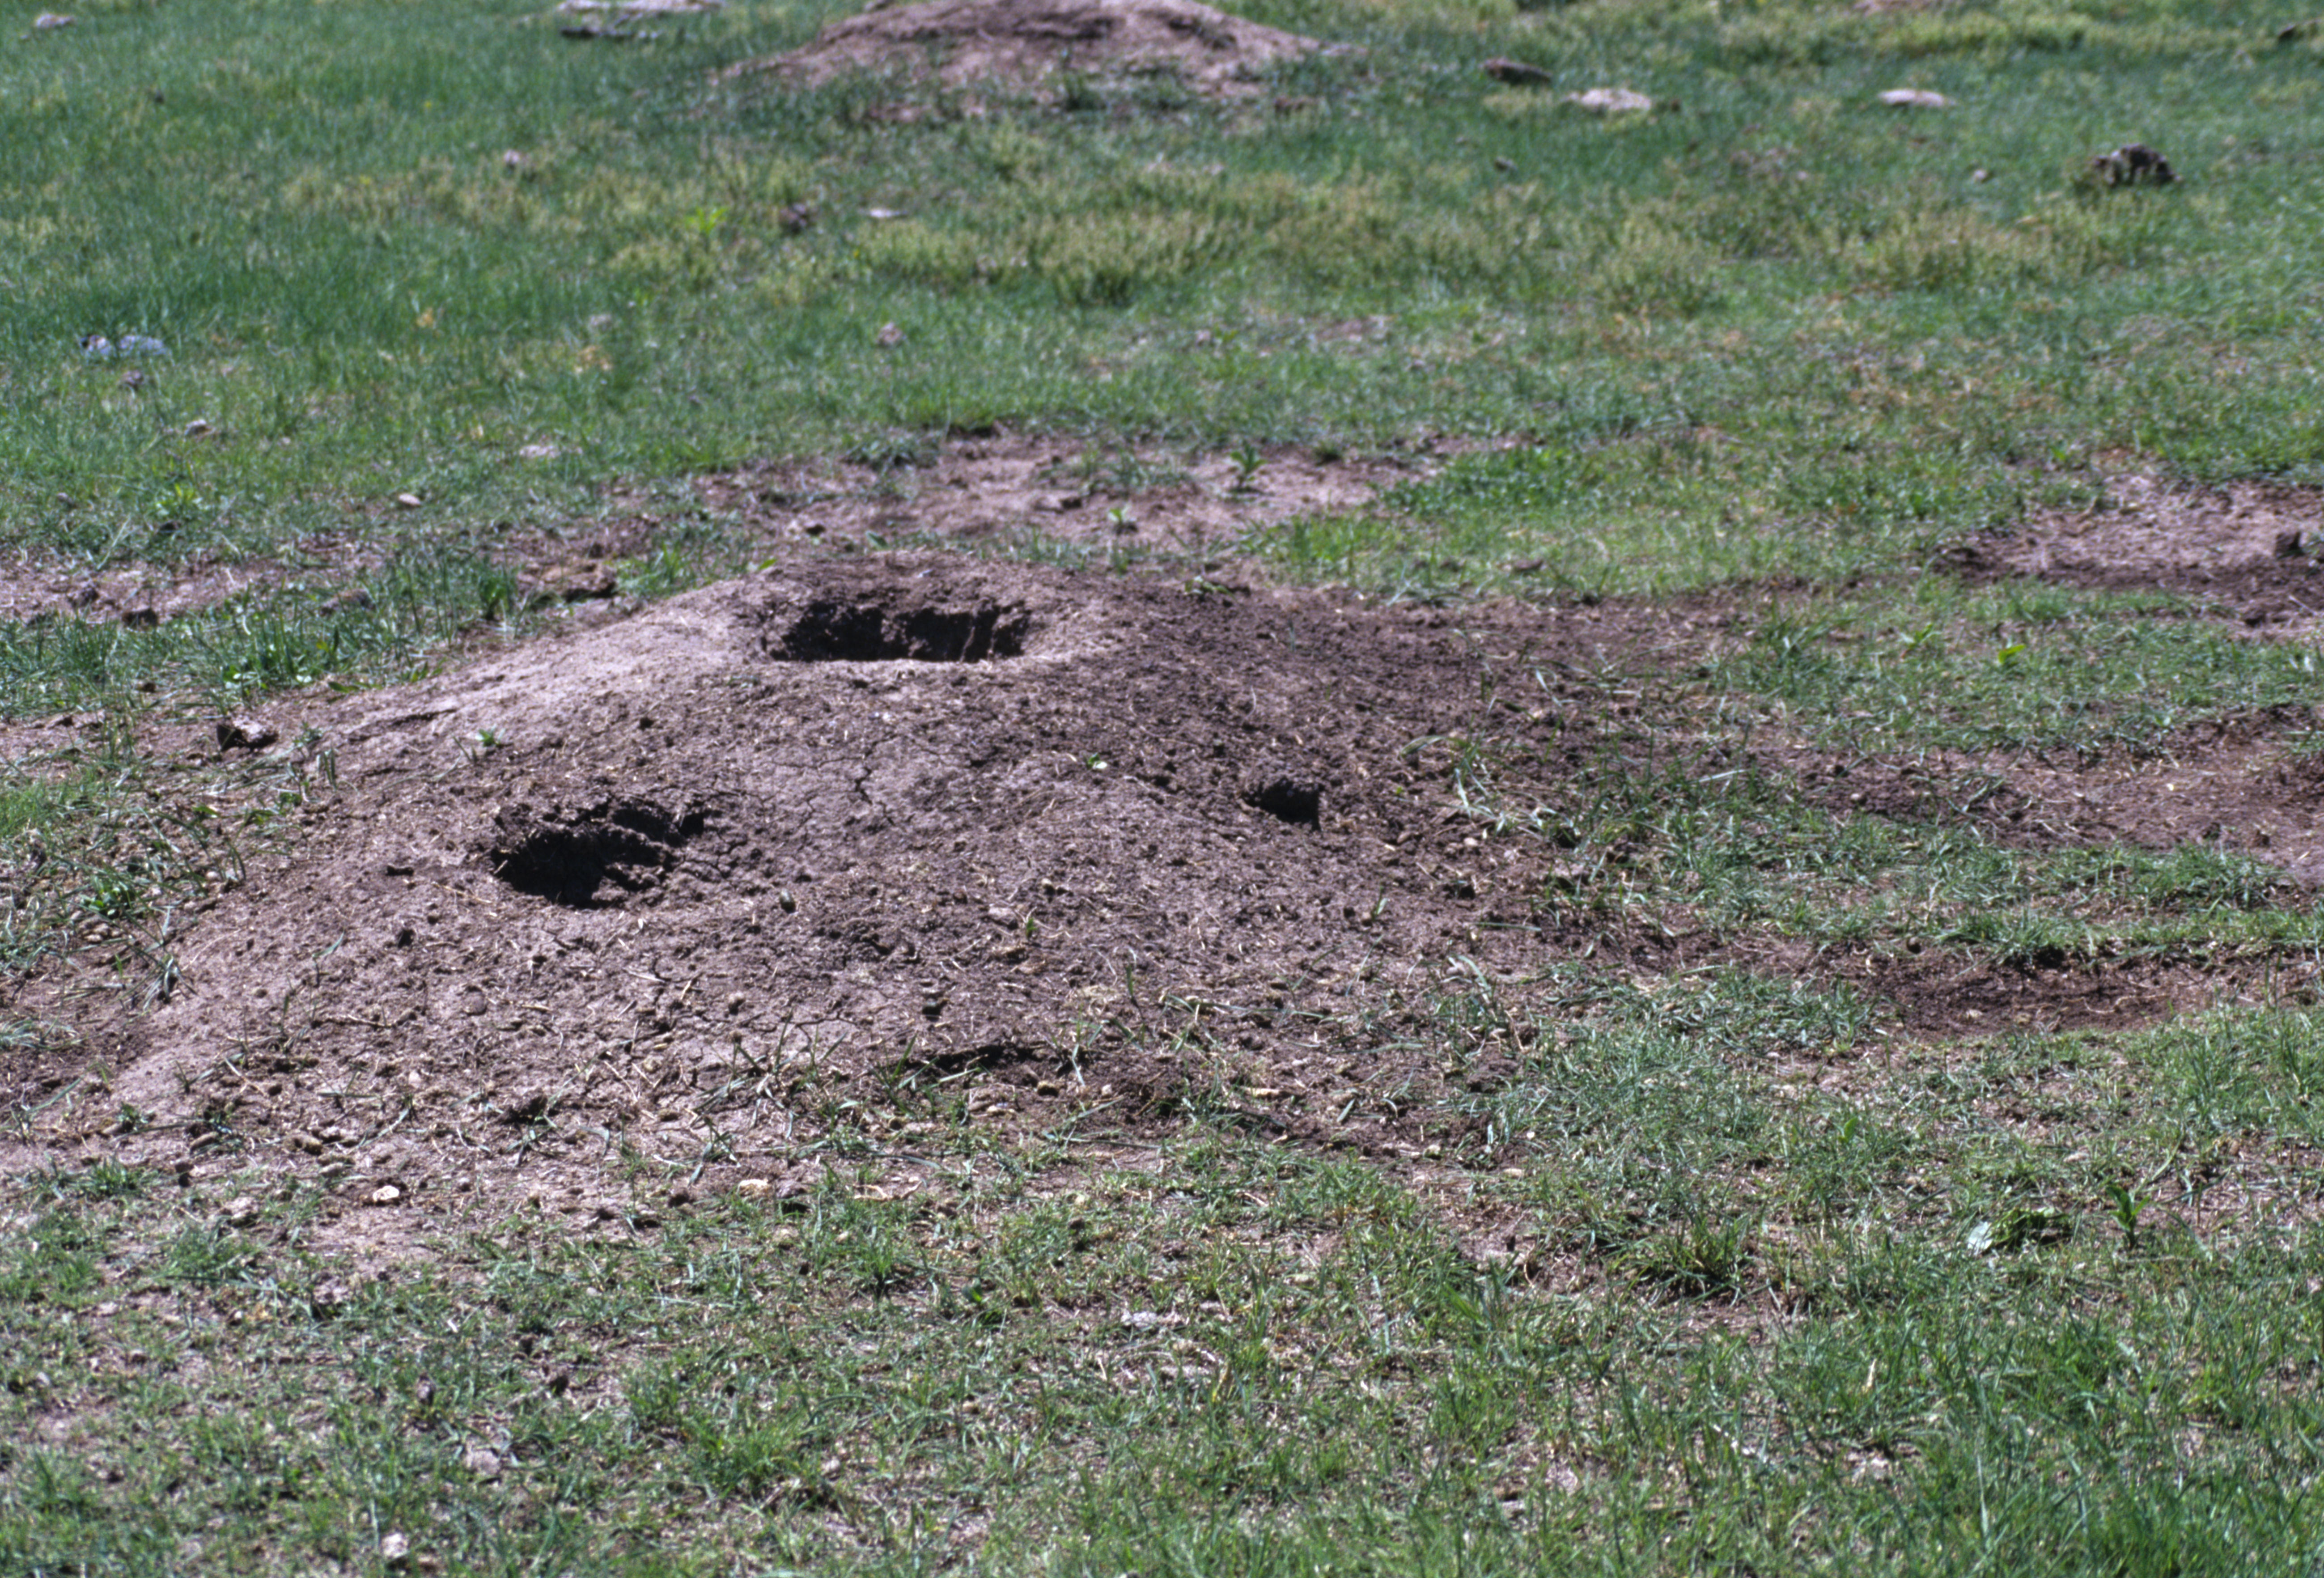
[763,595,1033,664]
[1243,772,1324,827]
[487,794,708,908]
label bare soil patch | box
[1904,473,2324,873]
[723,0,1337,107]
[1950,473,2324,632]
[692,430,1433,556]
[1864,950,2202,1038]
[0,546,324,630]
[1965,712,2324,882]
[1771,707,2324,879]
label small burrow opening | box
[488,796,707,908]
[1244,775,1323,827]
[765,595,1033,663]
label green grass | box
[1705,581,2324,758]
[11,980,2324,1574]
[7,0,2324,581]
[13,0,2324,1569]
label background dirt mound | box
[1767,710,2324,874]
[693,433,1432,558]
[727,0,1334,102]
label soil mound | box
[32,555,1704,1242]
[725,0,1335,102]
[19,549,2323,1247]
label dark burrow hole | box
[1245,776,1323,827]
[766,597,1033,663]
[489,797,706,908]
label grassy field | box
[8,0,2324,1571]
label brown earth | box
[693,430,1438,557]
[722,0,1341,109]
[9,470,2324,1259]
[8,556,1720,1255]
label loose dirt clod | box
[216,717,280,751]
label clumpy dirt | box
[724,0,1339,106]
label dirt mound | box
[1754,705,2324,874]
[17,547,2321,1249]
[725,0,1336,103]
[21,556,1719,1245]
